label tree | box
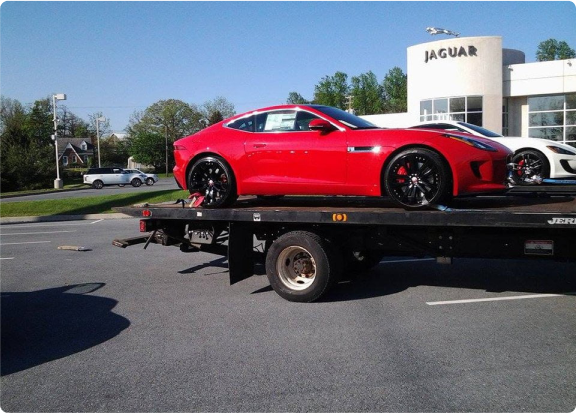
[350,71,383,115]
[201,96,235,126]
[286,92,310,105]
[1,97,56,191]
[381,67,407,113]
[127,99,203,171]
[536,39,576,61]
[99,136,129,167]
[128,131,166,170]
[127,99,202,141]
[313,71,349,109]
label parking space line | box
[427,293,565,306]
[0,241,51,246]
[0,230,77,236]
[0,220,103,228]
[0,257,15,260]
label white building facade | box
[363,36,576,148]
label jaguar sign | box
[425,45,478,63]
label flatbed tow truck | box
[113,188,576,302]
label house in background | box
[58,138,95,167]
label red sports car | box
[173,105,512,209]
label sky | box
[1,1,576,133]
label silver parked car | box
[124,169,159,186]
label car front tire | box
[384,148,451,209]
[511,149,550,185]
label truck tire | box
[265,231,341,302]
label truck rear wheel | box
[265,231,341,302]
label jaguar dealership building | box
[364,36,576,148]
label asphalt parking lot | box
[1,217,575,412]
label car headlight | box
[443,133,498,152]
[546,145,576,155]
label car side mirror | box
[308,119,335,134]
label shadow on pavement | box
[1,283,130,376]
[323,257,576,302]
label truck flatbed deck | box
[114,193,575,302]
[116,194,575,228]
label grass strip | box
[0,189,187,217]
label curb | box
[0,213,133,224]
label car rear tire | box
[131,178,142,187]
[265,231,342,302]
[188,156,237,208]
[92,180,104,189]
[511,149,550,185]
[145,178,155,186]
[384,148,451,209]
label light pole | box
[52,93,66,189]
[164,124,169,177]
[95,116,106,167]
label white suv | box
[83,167,148,189]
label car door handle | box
[253,143,267,148]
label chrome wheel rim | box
[514,153,544,181]
[276,246,317,291]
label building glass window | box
[528,93,576,147]
[420,95,483,126]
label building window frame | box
[528,93,576,147]
[420,95,483,126]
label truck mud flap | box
[228,222,255,285]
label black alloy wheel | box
[511,150,550,185]
[145,178,155,186]
[92,180,104,189]
[188,156,237,208]
[384,148,450,209]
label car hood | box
[489,136,576,153]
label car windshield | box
[313,106,380,129]
[458,122,502,138]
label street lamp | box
[95,116,106,167]
[52,93,66,189]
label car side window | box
[254,110,320,132]
[261,110,297,132]
[227,116,255,132]
[295,111,320,131]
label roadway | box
[1,217,574,411]
[0,177,181,203]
